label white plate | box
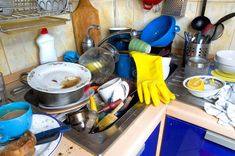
[39,88,95,110]
[37,0,68,12]
[30,114,62,156]
[27,62,91,94]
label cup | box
[0,72,7,106]
[142,0,162,10]
[129,38,151,53]
[115,52,136,80]
[97,78,130,103]
[0,102,32,143]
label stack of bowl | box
[215,50,235,75]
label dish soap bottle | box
[36,28,57,64]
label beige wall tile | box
[204,2,235,54]
[0,40,10,75]
[1,0,235,75]
[115,0,134,28]
[172,1,199,53]
[229,31,235,50]
[2,32,38,73]
[133,0,162,30]
[90,0,114,38]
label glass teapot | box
[79,43,119,84]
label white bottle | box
[36,28,58,64]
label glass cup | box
[0,72,7,105]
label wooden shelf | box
[0,16,69,34]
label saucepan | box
[27,62,91,107]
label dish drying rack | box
[0,0,72,33]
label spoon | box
[191,0,211,31]
[203,12,235,41]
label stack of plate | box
[212,50,235,82]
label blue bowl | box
[0,102,32,143]
[141,15,180,47]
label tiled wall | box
[0,0,235,76]
[0,14,76,76]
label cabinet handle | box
[205,130,235,151]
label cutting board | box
[72,0,101,55]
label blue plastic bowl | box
[141,15,180,47]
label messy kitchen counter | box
[1,2,235,154]
[4,72,235,156]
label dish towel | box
[204,84,235,128]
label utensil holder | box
[186,43,210,59]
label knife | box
[35,125,71,145]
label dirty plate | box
[27,62,91,94]
[31,114,62,156]
[183,75,226,98]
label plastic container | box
[36,28,57,64]
[184,57,210,78]
[141,15,180,47]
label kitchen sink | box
[6,62,178,155]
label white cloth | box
[204,84,235,128]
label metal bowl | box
[183,75,226,98]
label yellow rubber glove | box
[130,51,175,106]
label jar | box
[184,57,210,78]
[79,43,119,84]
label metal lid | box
[187,57,210,68]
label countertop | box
[4,72,235,156]
[52,100,235,156]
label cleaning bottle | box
[36,28,57,64]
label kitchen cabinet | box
[160,116,235,156]
[139,123,160,156]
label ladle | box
[191,0,210,31]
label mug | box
[143,0,162,10]
[97,77,130,103]
[129,38,151,53]
[0,102,32,143]
[115,52,136,80]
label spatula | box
[97,102,124,131]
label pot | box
[27,62,91,107]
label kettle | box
[82,24,100,53]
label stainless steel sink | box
[6,62,178,155]
[6,79,145,155]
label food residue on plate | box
[61,76,81,89]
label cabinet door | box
[160,116,235,156]
[139,123,161,156]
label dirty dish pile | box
[214,50,235,74]
[27,62,91,107]
[183,75,226,98]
